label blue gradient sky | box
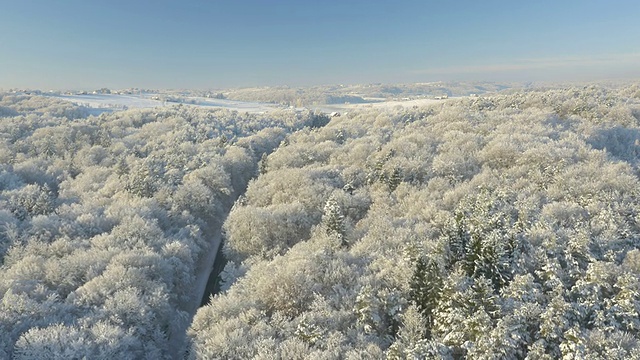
[1,0,639,89]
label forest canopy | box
[191,83,640,359]
[1,83,640,359]
[0,94,322,358]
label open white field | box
[49,92,450,116]
[50,93,280,114]
[314,97,445,114]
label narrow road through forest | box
[168,201,233,359]
[169,114,333,359]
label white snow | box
[168,225,224,359]
[314,98,445,113]
[50,93,280,114]
[50,93,451,117]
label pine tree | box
[322,196,346,246]
[445,211,470,266]
[336,129,345,144]
[33,183,54,216]
[258,153,268,175]
[409,257,442,338]
[388,167,401,192]
[218,134,228,147]
[461,233,511,291]
[115,156,129,177]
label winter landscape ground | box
[1,82,640,359]
[3,0,640,358]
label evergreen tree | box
[115,156,129,177]
[388,167,401,192]
[322,195,346,246]
[409,257,442,338]
[259,153,269,174]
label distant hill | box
[220,81,517,106]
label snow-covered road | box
[169,219,226,359]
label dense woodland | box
[0,95,322,358]
[1,84,640,359]
[189,84,640,359]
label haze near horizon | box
[1,0,639,90]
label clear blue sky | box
[1,0,639,90]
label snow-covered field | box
[314,97,445,114]
[50,93,280,114]
[54,94,163,110]
[50,93,448,116]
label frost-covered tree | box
[409,257,442,337]
[322,195,347,245]
[0,94,318,357]
[189,83,640,358]
[5,84,640,358]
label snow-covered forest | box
[0,94,325,358]
[189,84,640,359]
[2,84,640,359]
